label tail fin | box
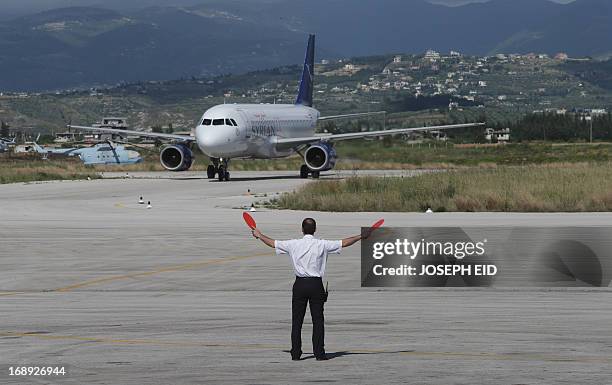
[32,134,45,153]
[33,142,45,154]
[295,34,315,107]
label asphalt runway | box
[1,171,611,384]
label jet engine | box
[160,144,193,171]
[304,143,337,171]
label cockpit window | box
[213,119,224,126]
[225,119,233,126]
[230,119,238,126]
[203,119,212,126]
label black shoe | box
[315,355,328,361]
[291,350,302,361]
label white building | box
[424,49,441,62]
[485,128,510,143]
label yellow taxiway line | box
[0,251,271,296]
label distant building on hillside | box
[485,128,510,143]
[590,108,608,116]
[84,117,129,143]
[424,49,441,62]
[54,132,81,143]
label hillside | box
[2,51,612,135]
[0,0,611,91]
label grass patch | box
[79,142,612,172]
[276,162,612,212]
[2,142,610,183]
[0,156,100,184]
[333,141,612,167]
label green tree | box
[0,121,9,138]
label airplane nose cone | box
[196,125,234,156]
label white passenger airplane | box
[70,35,482,181]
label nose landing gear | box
[209,158,231,181]
[218,166,230,181]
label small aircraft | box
[0,137,15,153]
[32,140,142,165]
[70,34,483,181]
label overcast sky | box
[0,0,578,18]
[431,0,574,4]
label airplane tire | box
[312,171,320,179]
[207,165,216,179]
[300,165,309,179]
[218,167,225,182]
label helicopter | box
[32,137,142,165]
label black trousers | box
[291,277,326,358]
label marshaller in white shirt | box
[251,217,375,361]
[275,235,342,278]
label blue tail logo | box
[295,34,315,107]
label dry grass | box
[0,157,99,184]
[275,162,612,212]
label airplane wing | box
[318,111,386,121]
[274,123,485,148]
[69,125,195,142]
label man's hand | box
[342,227,377,248]
[251,228,276,248]
[252,228,262,239]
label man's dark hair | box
[302,218,316,235]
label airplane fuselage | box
[195,104,320,159]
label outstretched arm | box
[252,228,276,248]
[342,228,373,248]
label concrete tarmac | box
[1,171,611,384]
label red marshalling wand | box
[370,219,385,231]
[243,212,257,230]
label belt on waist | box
[295,276,322,280]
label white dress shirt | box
[275,234,342,277]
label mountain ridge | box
[0,0,610,91]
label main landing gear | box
[300,164,320,179]
[208,158,230,181]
